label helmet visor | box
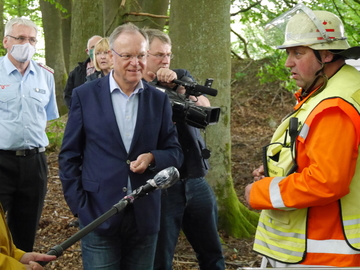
[264,3,348,49]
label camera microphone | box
[151,77,221,128]
[172,79,218,97]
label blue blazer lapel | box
[129,84,149,153]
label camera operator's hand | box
[146,68,177,87]
[190,95,211,107]
[148,67,211,107]
[176,87,211,107]
[156,68,177,84]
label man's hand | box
[145,71,157,82]
[245,183,253,209]
[245,165,266,209]
[156,68,177,83]
[130,153,155,174]
[149,67,211,107]
[252,165,265,181]
[146,68,178,90]
[20,253,56,270]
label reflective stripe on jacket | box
[253,65,360,264]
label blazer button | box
[126,160,131,164]
[122,187,128,192]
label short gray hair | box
[109,22,148,49]
[4,17,38,37]
[143,28,171,47]
[87,35,102,49]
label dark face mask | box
[89,48,94,61]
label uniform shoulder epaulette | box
[37,62,54,74]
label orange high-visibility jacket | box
[250,65,360,267]
[0,204,26,269]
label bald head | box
[86,35,102,53]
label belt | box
[0,147,46,157]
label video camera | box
[151,77,221,129]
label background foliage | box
[2,0,359,93]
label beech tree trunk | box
[169,0,259,238]
[69,0,103,70]
[40,0,68,115]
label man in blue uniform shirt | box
[0,17,59,252]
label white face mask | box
[10,43,36,63]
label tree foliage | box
[231,0,360,59]
[230,0,360,91]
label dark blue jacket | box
[172,69,209,179]
[63,58,90,109]
[59,75,183,236]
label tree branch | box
[231,50,243,60]
[126,12,169,19]
[231,28,251,59]
[230,1,261,16]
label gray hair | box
[109,22,148,49]
[87,35,102,49]
[4,17,38,37]
[143,28,171,47]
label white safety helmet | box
[265,3,360,59]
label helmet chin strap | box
[301,50,328,98]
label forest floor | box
[33,59,295,269]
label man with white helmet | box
[245,3,360,267]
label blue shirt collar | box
[109,70,144,95]
[4,54,36,76]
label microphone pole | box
[37,167,179,266]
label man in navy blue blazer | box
[58,23,183,270]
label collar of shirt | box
[4,54,36,76]
[109,70,144,96]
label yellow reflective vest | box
[254,65,360,264]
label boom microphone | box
[172,79,218,97]
[37,167,179,266]
[133,166,180,196]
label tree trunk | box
[103,0,123,36]
[69,0,103,70]
[169,0,259,238]
[59,0,72,72]
[102,0,169,35]
[39,0,68,115]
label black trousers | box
[0,152,48,251]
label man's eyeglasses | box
[7,35,37,45]
[148,53,174,59]
[111,49,146,61]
